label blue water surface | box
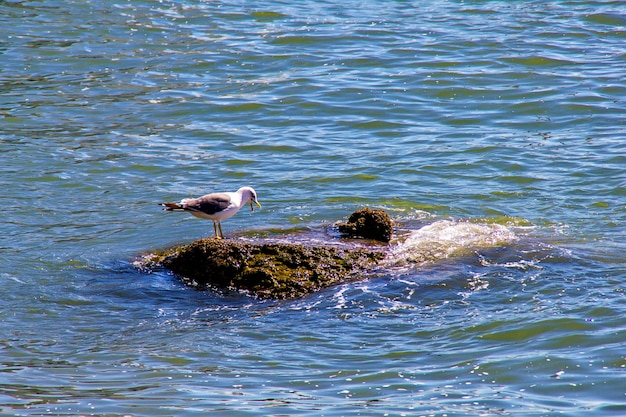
[1,0,625,415]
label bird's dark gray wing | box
[184,193,231,215]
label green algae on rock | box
[337,207,393,242]
[150,239,385,299]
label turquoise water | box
[1,0,625,415]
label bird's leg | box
[217,222,224,239]
[212,221,219,239]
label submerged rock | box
[337,207,393,242]
[148,238,385,299]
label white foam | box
[387,220,518,265]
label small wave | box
[387,220,518,266]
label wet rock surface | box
[148,239,385,299]
[142,208,392,299]
[337,207,393,242]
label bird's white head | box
[238,186,262,212]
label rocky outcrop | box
[145,239,385,299]
[139,209,526,299]
[140,208,392,299]
[337,207,393,242]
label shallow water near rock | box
[2,1,625,416]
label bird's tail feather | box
[160,202,184,211]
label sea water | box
[1,1,624,415]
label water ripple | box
[2,0,625,415]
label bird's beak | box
[250,200,262,212]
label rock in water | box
[337,207,393,242]
[152,239,385,299]
[139,208,394,299]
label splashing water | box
[387,220,519,266]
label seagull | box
[159,186,261,239]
